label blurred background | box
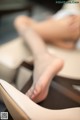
[0,0,66,44]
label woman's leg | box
[14,19,64,103]
[14,15,80,49]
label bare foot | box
[26,53,64,103]
[14,16,64,103]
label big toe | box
[26,84,41,100]
[30,84,41,100]
[26,86,34,98]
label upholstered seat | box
[0,38,33,87]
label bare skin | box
[27,53,63,103]
[14,15,80,49]
[14,14,79,103]
[14,20,64,103]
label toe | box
[26,86,34,98]
[31,89,37,99]
[31,83,42,99]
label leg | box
[14,19,64,103]
[14,15,80,49]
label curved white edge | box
[0,79,80,120]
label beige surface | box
[0,38,33,83]
[0,38,32,68]
[0,81,29,120]
[0,79,80,120]
[48,45,80,80]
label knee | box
[14,15,30,27]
